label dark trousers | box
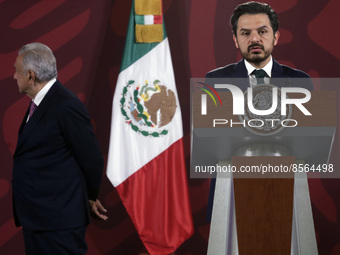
[23,226,87,255]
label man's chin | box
[248,54,269,64]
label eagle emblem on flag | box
[120,79,177,137]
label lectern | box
[191,88,336,255]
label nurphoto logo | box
[197,82,312,135]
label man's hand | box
[89,199,108,221]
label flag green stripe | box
[120,0,167,72]
[135,15,145,25]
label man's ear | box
[28,70,36,82]
[273,31,280,46]
[233,34,239,49]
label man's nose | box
[250,31,260,43]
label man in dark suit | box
[12,42,107,255]
[206,1,313,90]
[205,1,313,222]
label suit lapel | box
[271,59,285,78]
[232,59,250,91]
[14,81,59,156]
[18,105,30,135]
[232,59,248,78]
[271,59,292,87]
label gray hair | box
[19,42,58,82]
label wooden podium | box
[191,86,336,255]
[233,156,295,255]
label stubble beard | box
[242,42,274,65]
[247,51,270,64]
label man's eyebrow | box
[239,25,269,31]
[257,25,269,30]
[239,28,251,32]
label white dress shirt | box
[244,56,273,86]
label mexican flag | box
[106,0,194,254]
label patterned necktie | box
[252,69,267,84]
[29,101,37,119]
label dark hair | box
[230,1,279,35]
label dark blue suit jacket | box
[204,58,313,222]
[205,58,313,91]
[12,80,104,231]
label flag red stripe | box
[153,15,163,24]
[116,138,194,254]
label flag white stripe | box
[107,38,183,187]
[144,15,154,25]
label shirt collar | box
[244,56,273,77]
[33,78,56,106]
